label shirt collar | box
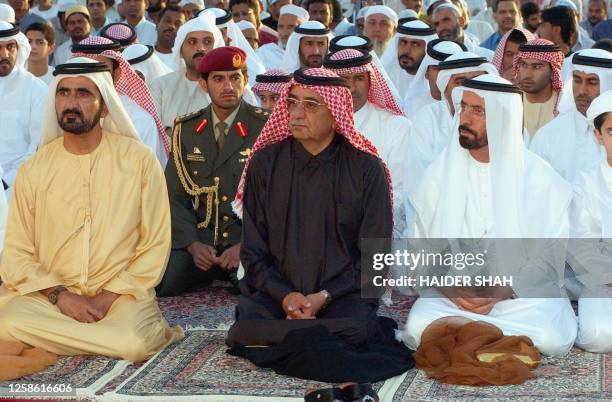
[292,134,341,164]
[211,103,241,129]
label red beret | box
[197,46,247,74]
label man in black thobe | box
[227,67,394,347]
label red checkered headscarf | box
[252,69,292,96]
[72,36,170,156]
[100,22,137,47]
[233,68,393,224]
[324,48,404,116]
[513,38,565,116]
[491,27,535,75]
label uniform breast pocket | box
[187,159,214,181]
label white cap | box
[398,9,418,20]
[280,4,310,21]
[179,0,205,8]
[236,20,257,30]
[0,4,15,23]
[365,5,399,25]
[57,0,78,12]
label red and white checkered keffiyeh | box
[102,23,137,45]
[491,27,535,75]
[72,36,170,156]
[327,48,404,116]
[233,68,393,224]
[513,38,565,116]
[252,69,292,95]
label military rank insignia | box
[196,118,208,134]
[236,121,248,138]
[238,148,251,163]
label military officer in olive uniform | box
[157,46,269,296]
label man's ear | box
[49,43,56,54]
[595,128,605,146]
[101,103,109,119]
[199,77,208,92]
[459,15,466,27]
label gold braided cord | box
[172,121,220,245]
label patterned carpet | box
[0,285,610,401]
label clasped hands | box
[188,242,240,271]
[41,288,120,323]
[281,291,327,320]
[443,286,512,315]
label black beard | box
[458,124,488,149]
[57,106,104,135]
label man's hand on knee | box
[282,292,315,320]
[187,241,218,271]
[56,292,105,323]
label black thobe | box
[228,134,393,347]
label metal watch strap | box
[321,290,332,309]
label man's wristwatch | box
[320,290,332,309]
[47,286,67,305]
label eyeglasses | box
[286,96,326,113]
[460,102,486,117]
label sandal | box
[340,383,379,402]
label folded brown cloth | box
[414,317,541,385]
[0,340,58,381]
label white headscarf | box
[381,19,438,87]
[0,22,32,95]
[171,13,225,74]
[280,20,332,72]
[280,4,310,21]
[586,90,612,236]
[40,57,139,147]
[435,51,498,97]
[403,39,465,107]
[200,8,266,83]
[412,74,571,239]
[0,22,30,70]
[124,44,172,83]
[364,5,399,26]
[0,4,15,23]
[558,49,612,115]
[236,20,257,31]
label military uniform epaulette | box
[247,104,271,121]
[175,109,205,124]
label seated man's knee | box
[577,316,612,353]
[399,300,439,350]
[114,328,156,362]
[531,322,577,356]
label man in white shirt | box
[430,1,493,60]
[531,49,612,184]
[325,48,413,236]
[569,90,612,354]
[0,22,48,190]
[363,5,398,57]
[122,0,157,45]
[280,20,332,71]
[53,5,91,65]
[401,75,577,357]
[381,18,437,96]
[257,4,308,70]
[153,4,186,71]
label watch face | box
[48,292,57,304]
